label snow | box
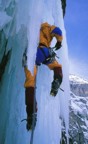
[71,93,88,116]
[70,76,88,143]
[69,74,88,84]
[70,89,88,143]
[0,0,70,144]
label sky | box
[64,0,88,80]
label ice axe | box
[51,46,60,59]
[60,88,64,92]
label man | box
[23,22,63,130]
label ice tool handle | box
[51,47,59,59]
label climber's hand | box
[55,41,62,50]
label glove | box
[55,41,62,50]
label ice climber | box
[22,22,63,130]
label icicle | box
[27,0,44,74]
[52,0,70,142]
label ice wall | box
[0,0,69,144]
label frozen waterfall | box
[0,0,70,144]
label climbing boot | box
[50,78,61,96]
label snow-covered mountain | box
[70,74,88,97]
[70,74,88,85]
[69,75,88,144]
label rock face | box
[61,0,66,17]
[69,75,88,144]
